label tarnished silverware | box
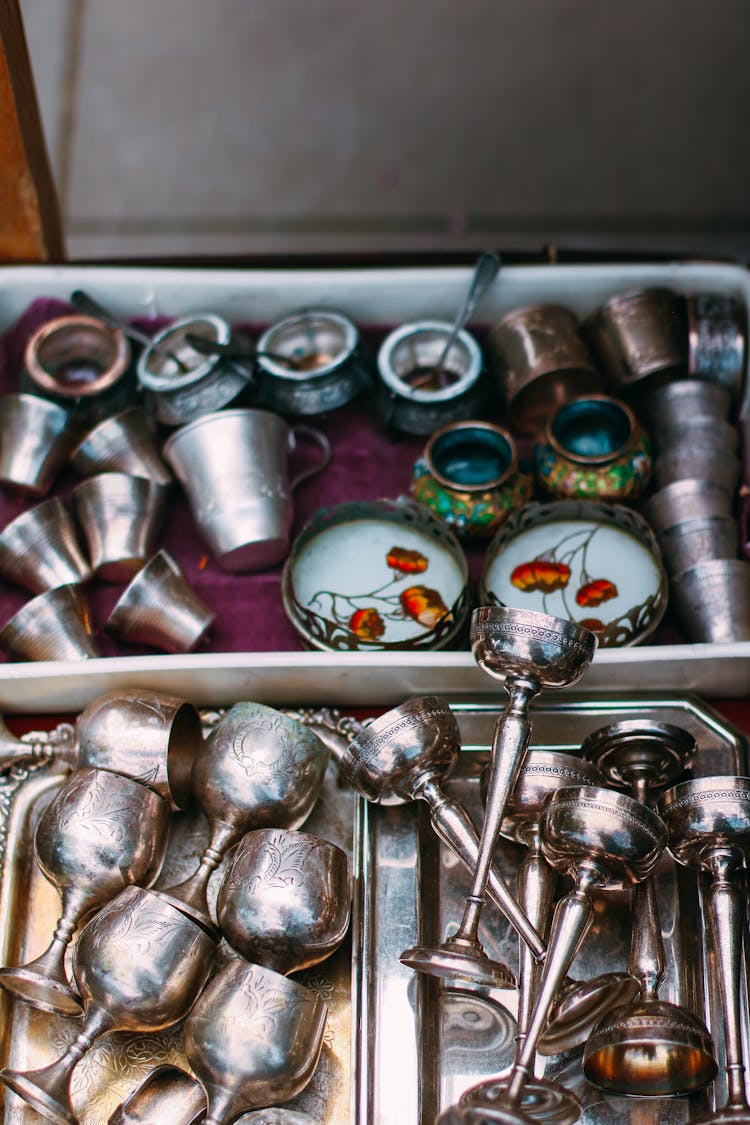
[70,407,173,487]
[458,787,666,1123]
[0,393,80,496]
[581,721,716,1097]
[401,606,596,989]
[155,701,329,930]
[105,550,215,653]
[183,957,327,1125]
[0,767,170,1018]
[0,585,100,662]
[458,751,607,1125]
[660,777,750,1124]
[0,497,91,593]
[217,828,351,974]
[0,885,217,1125]
[72,472,170,582]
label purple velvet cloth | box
[0,298,488,659]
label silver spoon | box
[70,289,191,373]
[412,251,500,389]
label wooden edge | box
[0,0,65,262]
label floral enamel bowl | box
[479,500,668,647]
[281,497,470,651]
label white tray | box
[0,260,748,711]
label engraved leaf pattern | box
[245,835,314,893]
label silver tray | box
[353,693,750,1124]
[0,710,358,1125]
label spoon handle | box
[70,290,189,372]
[433,250,501,375]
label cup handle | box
[288,425,332,490]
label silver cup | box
[653,445,741,494]
[0,497,91,593]
[105,549,214,653]
[0,393,80,496]
[653,415,739,456]
[70,406,173,486]
[75,689,202,810]
[644,478,734,534]
[658,514,739,577]
[72,472,170,582]
[641,377,732,429]
[671,558,750,643]
[0,585,100,661]
[163,408,330,573]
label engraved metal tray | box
[0,710,358,1125]
[353,693,750,1124]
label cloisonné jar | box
[534,394,651,502]
[410,420,533,540]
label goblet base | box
[582,1000,718,1097]
[438,1105,536,1125]
[148,888,219,938]
[0,1066,75,1125]
[461,1075,581,1125]
[0,964,81,1019]
[400,943,516,989]
[537,971,639,1055]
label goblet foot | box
[400,942,516,989]
[0,963,81,1019]
[461,1076,581,1125]
[0,1065,76,1125]
[691,1112,750,1124]
[537,971,639,1055]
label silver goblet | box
[0,885,217,1125]
[156,702,329,929]
[183,957,328,1124]
[0,767,170,1018]
[216,827,351,974]
[402,605,597,988]
[333,696,545,985]
[0,689,202,812]
[581,720,716,1098]
[460,751,606,1125]
[462,785,666,1125]
[660,776,750,1124]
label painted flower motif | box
[400,585,450,629]
[576,578,618,608]
[386,546,429,574]
[349,607,386,641]
[511,560,571,593]
[578,617,606,633]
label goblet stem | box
[0,1004,111,1121]
[450,675,539,949]
[506,865,599,1106]
[163,819,238,917]
[704,845,749,1113]
[421,778,546,961]
[515,833,556,1056]
[628,866,664,1002]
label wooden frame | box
[0,0,64,262]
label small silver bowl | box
[105,550,214,653]
[375,320,484,435]
[256,308,371,415]
[137,314,252,425]
[0,585,100,661]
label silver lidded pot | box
[375,319,484,434]
[255,308,371,414]
[137,314,253,425]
